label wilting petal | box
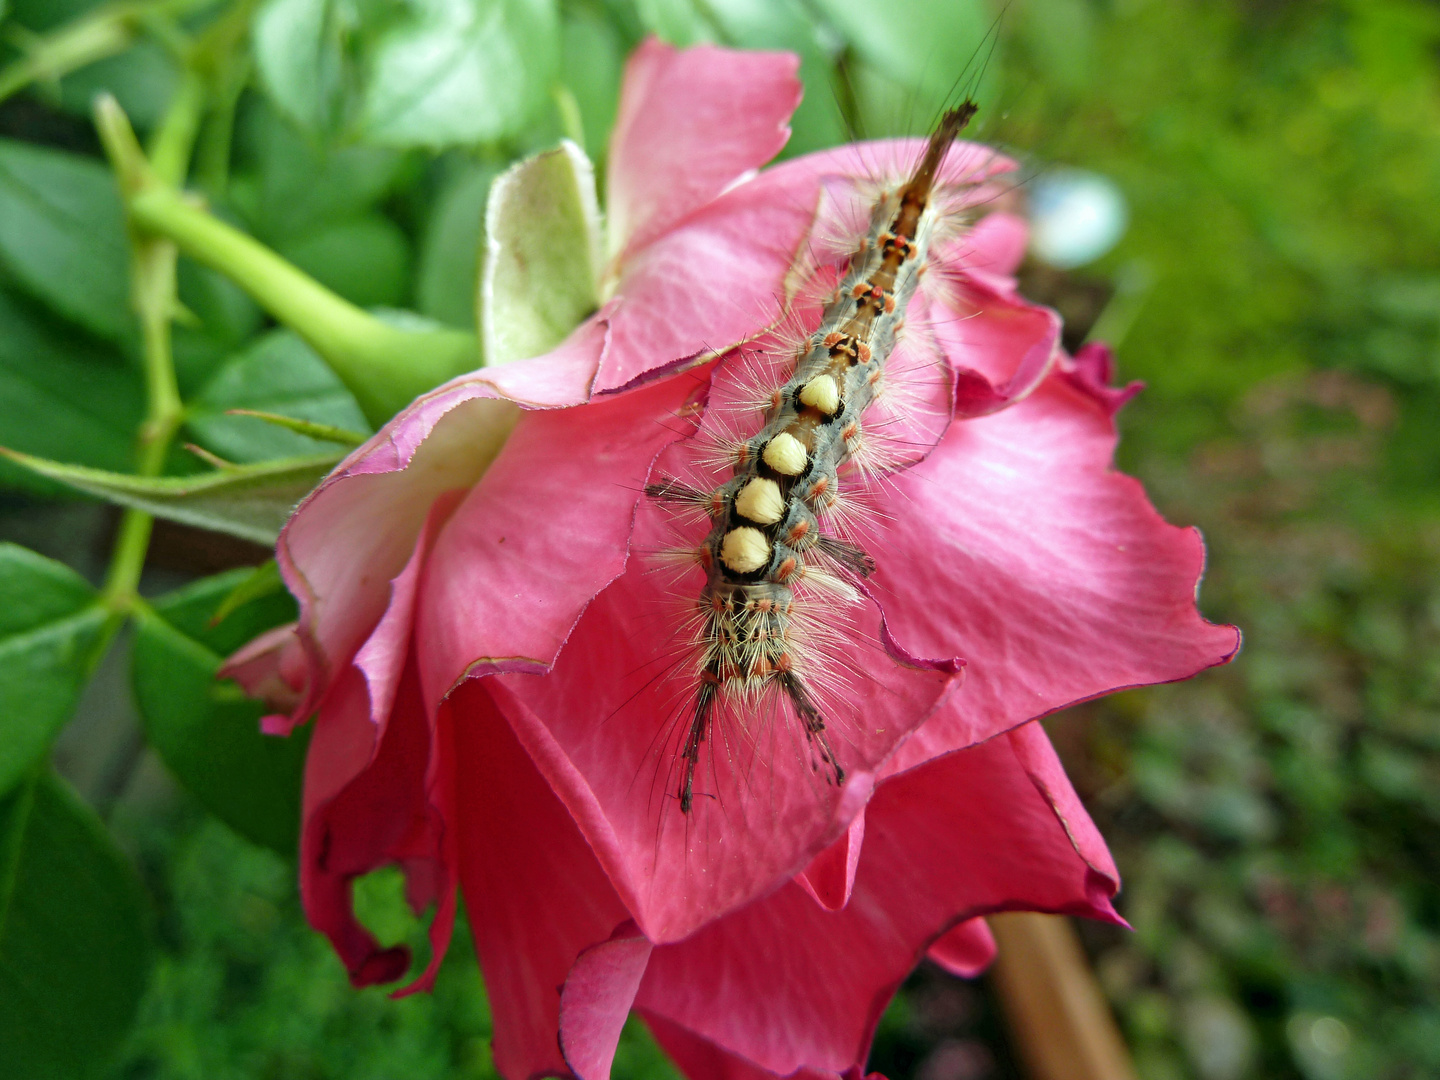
[416,368,704,705]
[634,720,1120,1075]
[450,680,632,1080]
[606,39,800,263]
[355,490,466,726]
[300,660,452,991]
[872,374,1240,773]
[595,186,819,393]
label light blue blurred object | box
[1029,168,1128,269]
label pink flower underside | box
[449,677,1117,1080]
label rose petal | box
[486,485,961,942]
[300,661,452,991]
[926,918,997,978]
[795,809,865,912]
[1060,341,1144,417]
[416,367,704,706]
[643,1012,837,1080]
[276,326,606,723]
[450,680,632,1080]
[961,211,1030,281]
[355,489,467,726]
[595,181,820,393]
[606,39,800,263]
[559,921,654,1080]
[219,620,304,724]
[920,281,1061,418]
[595,138,1015,394]
[634,722,1120,1075]
[870,374,1240,773]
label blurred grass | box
[993,4,1440,1079]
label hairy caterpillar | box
[646,103,980,813]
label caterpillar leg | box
[779,671,845,787]
[678,677,717,813]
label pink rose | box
[223,39,1238,1080]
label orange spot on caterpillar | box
[823,331,845,348]
[786,519,810,545]
[857,343,872,362]
[774,557,799,582]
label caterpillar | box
[646,103,980,813]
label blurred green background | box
[1,1,1437,1079]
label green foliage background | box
[0,1,1436,1079]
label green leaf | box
[0,285,144,493]
[810,0,998,133]
[233,101,407,239]
[0,139,131,341]
[702,0,846,156]
[0,450,341,546]
[482,140,601,366]
[57,38,181,130]
[134,573,308,853]
[222,411,367,447]
[633,0,715,44]
[0,545,108,799]
[187,329,371,464]
[0,770,152,1079]
[209,560,285,628]
[253,0,560,149]
[558,8,623,160]
[274,213,412,309]
[416,161,495,330]
[250,0,356,136]
[360,0,560,148]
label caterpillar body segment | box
[651,104,978,814]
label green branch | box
[94,95,196,610]
[126,185,480,426]
[0,0,213,106]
